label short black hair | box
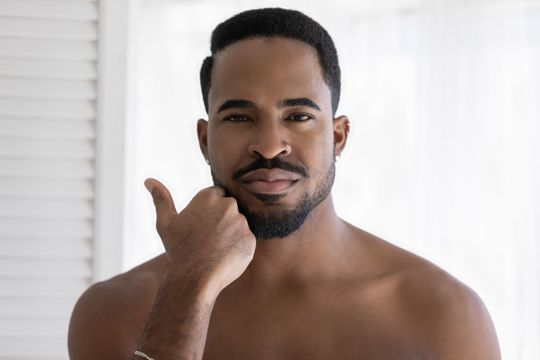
[200,8,341,115]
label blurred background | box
[0,0,538,358]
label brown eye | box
[224,115,251,122]
[286,113,313,122]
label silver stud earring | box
[205,159,210,164]
[335,155,340,162]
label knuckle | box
[197,187,212,196]
[155,221,165,236]
[210,186,226,196]
[239,214,250,228]
[224,197,238,209]
[194,186,218,201]
[155,218,170,236]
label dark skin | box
[68,37,501,359]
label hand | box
[144,178,256,294]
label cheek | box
[292,136,334,190]
[208,131,245,177]
[298,126,334,162]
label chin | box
[239,192,316,240]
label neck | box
[241,195,350,286]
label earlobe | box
[197,119,209,161]
[333,115,350,157]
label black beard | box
[211,157,335,240]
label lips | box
[240,169,301,194]
[240,168,301,182]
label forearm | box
[133,268,219,360]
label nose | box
[247,122,292,160]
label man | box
[68,8,500,360]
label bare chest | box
[202,293,422,360]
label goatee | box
[211,156,335,240]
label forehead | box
[208,37,332,114]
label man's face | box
[198,37,343,239]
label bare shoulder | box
[398,262,501,359]
[352,227,501,359]
[68,254,167,360]
[395,258,495,345]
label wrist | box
[164,264,222,302]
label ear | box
[197,119,209,161]
[333,115,350,157]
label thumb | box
[144,178,177,218]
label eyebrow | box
[217,97,322,113]
[217,99,256,113]
[278,98,321,111]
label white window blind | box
[0,0,98,358]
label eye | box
[286,113,314,122]
[223,114,251,122]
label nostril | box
[248,141,291,159]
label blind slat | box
[0,278,89,297]
[0,98,95,119]
[0,337,69,357]
[0,238,92,259]
[0,58,96,80]
[0,298,79,318]
[0,119,95,140]
[0,37,96,60]
[0,198,93,218]
[0,158,94,178]
[0,258,92,278]
[0,78,96,100]
[0,17,97,40]
[0,139,95,159]
[0,0,98,21]
[0,318,69,337]
[0,219,93,238]
[0,178,93,199]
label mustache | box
[233,156,309,181]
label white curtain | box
[130,0,540,358]
[416,2,540,358]
[334,1,540,358]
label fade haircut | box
[199,8,341,115]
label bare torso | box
[69,224,498,359]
